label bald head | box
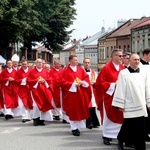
[129,53,140,70]
[35,58,42,63]
[44,64,50,71]
[35,58,43,69]
[54,60,61,69]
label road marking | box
[1,127,21,134]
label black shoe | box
[125,143,134,148]
[38,120,45,126]
[103,137,111,145]
[0,113,4,117]
[5,115,14,120]
[33,118,40,126]
[86,123,93,129]
[62,119,69,124]
[118,141,124,150]
[53,115,60,120]
[22,119,31,123]
[72,129,80,136]
[8,115,14,119]
[5,115,9,120]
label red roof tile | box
[132,19,150,29]
[107,17,150,38]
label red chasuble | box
[95,61,124,124]
[49,67,63,108]
[0,71,3,108]
[0,81,3,108]
[57,66,92,121]
[27,67,54,112]
[0,68,18,108]
[16,67,33,109]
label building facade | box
[131,19,150,56]
[97,17,150,64]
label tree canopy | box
[0,0,76,51]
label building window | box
[38,53,42,58]
[148,39,150,47]
[137,41,139,53]
[107,47,109,58]
[127,45,130,52]
[124,45,126,52]
[143,39,145,50]
[104,47,106,59]
[111,46,113,51]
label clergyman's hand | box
[8,77,14,81]
[75,82,81,87]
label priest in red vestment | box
[16,59,33,123]
[27,58,54,126]
[0,64,4,116]
[56,55,92,136]
[49,60,63,121]
[0,80,4,110]
[0,60,18,119]
[95,49,124,145]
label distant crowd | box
[0,48,150,150]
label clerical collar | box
[112,61,119,71]
[140,58,149,65]
[70,65,77,72]
[23,67,28,73]
[128,66,140,73]
[13,66,18,71]
[36,67,43,72]
[7,68,13,73]
[85,68,90,72]
[54,67,59,72]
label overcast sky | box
[68,0,150,40]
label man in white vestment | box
[139,48,150,142]
[112,53,150,150]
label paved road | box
[0,117,150,150]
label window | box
[104,47,106,59]
[124,45,126,52]
[143,39,145,49]
[107,47,109,58]
[127,45,130,52]
[148,39,150,47]
[111,46,113,51]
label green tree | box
[0,0,76,51]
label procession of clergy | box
[0,48,150,150]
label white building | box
[75,39,84,64]
[60,42,76,66]
[83,27,107,70]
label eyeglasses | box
[115,55,123,58]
